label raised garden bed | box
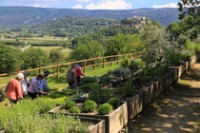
[49,102,128,133]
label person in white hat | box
[5,72,24,104]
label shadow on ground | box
[129,64,200,133]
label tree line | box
[0,0,199,74]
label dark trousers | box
[28,91,37,100]
[76,76,81,84]
[9,99,18,104]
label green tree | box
[71,41,104,60]
[22,48,49,69]
[167,22,182,40]
[0,44,22,73]
[105,34,143,56]
[178,0,199,19]
[140,24,172,66]
[178,0,200,39]
[49,48,64,63]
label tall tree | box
[0,44,22,73]
[22,48,49,69]
[140,24,172,66]
[178,0,200,39]
[178,0,200,19]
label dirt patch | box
[129,63,200,133]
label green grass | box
[47,63,121,91]
[0,97,89,133]
[32,46,72,55]
[85,63,120,76]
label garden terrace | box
[0,53,199,133]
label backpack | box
[66,69,76,83]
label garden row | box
[48,55,197,133]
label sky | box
[0,0,180,10]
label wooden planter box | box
[126,92,143,120]
[49,106,105,133]
[87,118,105,133]
[189,55,197,68]
[49,102,128,133]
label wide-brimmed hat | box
[16,72,24,79]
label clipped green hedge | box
[98,103,113,115]
[82,100,97,113]
[64,99,76,109]
[69,106,81,113]
[107,97,120,109]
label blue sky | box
[0,0,180,9]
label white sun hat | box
[16,72,24,79]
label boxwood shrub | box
[107,97,120,109]
[98,103,113,115]
[82,100,97,113]
[69,106,81,113]
[64,99,76,109]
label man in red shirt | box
[75,64,85,85]
[5,72,24,104]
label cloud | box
[72,4,83,9]
[85,0,132,10]
[33,4,48,8]
[153,3,178,8]
[75,0,93,2]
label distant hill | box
[0,6,179,29]
[29,17,118,37]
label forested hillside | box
[28,17,118,37]
[0,6,179,29]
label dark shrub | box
[109,67,131,78]
[81,76,98,83]
[98,103,113,115]
[121,60,129,67]
[79,83,99,93]
[99,74,111,85]
[122,81,137,97]
[89,88,113,102]
[107,97,120,109]
[100,89,113,100]
[82,100,97,112]
[64,99,76,109]
[69,106,81,113]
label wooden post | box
[39,65,42,74]
[123,55,125,60]
[117,56,119,64]
[83,60,86,73]
[93,58,96,70]
[102,57,105,68]
[110,58,112,66]
[56,63,60,79]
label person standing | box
[21,70,29,96]
[39,71,50,92]
[5,73,24,104]
[75,63,85,85]
[66,64,76,87]
[28,74,47,100]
